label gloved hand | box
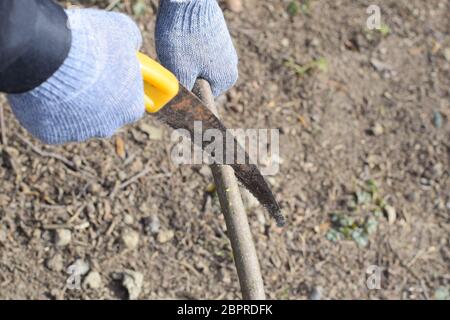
[155,0,239,97]
[8,8,145,145]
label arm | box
[0,0,71,93]
[3,3,145,145]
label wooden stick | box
[193,79,266,300]
[0,104,6,146]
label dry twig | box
[193,79,266,300]
[0,104,6,146]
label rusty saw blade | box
[156,85,285,227]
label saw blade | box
[157,85,285,227]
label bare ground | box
[0,0,449,299]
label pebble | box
[198,166,212,178]
[310,37,321,47]
[229,103,244,113]
[384,205,397,224]
[309,287,323,300]
[139,123,163,140]
[205,183,216,193]
[72,155,83,168]
[157,230,174,244]
[88,182,102,194]
[121,228,139,250]
[130,159,144,172]
[70,259,90,276]
[144,215,160,235]
[123,214,134,225]
[0,226,7,243]
[242,188,259,209]
[433,111,443,128]
[83,271,102,289]
[55,229,72,247]
[370,58,392,72]
[46,253,64,272]
[267,177,279,189]
[444,48,450,62]
[118,171,127,181]
[430,163,443,179]
[219,268,231,285]
[225,0,243,13]
[370,123,384,136]
[405,192,416,203]
[281,38,290,47]
[122,269,143,300]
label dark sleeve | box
[0,0,72,94]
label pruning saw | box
[137,52,285,227]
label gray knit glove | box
[8,9,145,144]
[155,0,239,97]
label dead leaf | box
[314,222,330,234]
[298,115,309,128]
[115,136,126,159]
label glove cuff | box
[157,0,222,33]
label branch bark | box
[193,79,266,300]
[0,104,6,146]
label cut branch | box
[193,79,266,300]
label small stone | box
[139,123,163,140]
[384,205,396,224]
[0,226,7,243]
[83,271,102,289]
[267,177,279,189]
[69,259,90,276]
[370,123,384,136]
[122,269,143,300]
[157,230,174,244]
[225,0,243,13]
[72,155,83,168]
[118,171,127,181]
[88,182,102,194]
[229,104,244,113]
[310,37,321,47]
[241,188,259,209]
[370,58,392,72]
[444,48,450,62]
[33,229,42,239]
[433,111,443,128]
[434,287,449,300]
[46,253,64,272]
[405,192,416,203]
[0,194,10,207]
[281,38,290,47]
[219,268,231,285]
[121,228,139,250]
[144,215,160,235]
[130,159,144,172]
[198,166,212,178]
[205,183,216,193]
[54,229,72,247]
[123,214,134,225]
[309,286,322,300]
[430,163,443,179]
[255,209,267,226]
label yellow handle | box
[137,52,179,113]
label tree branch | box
[193,79,266,300]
